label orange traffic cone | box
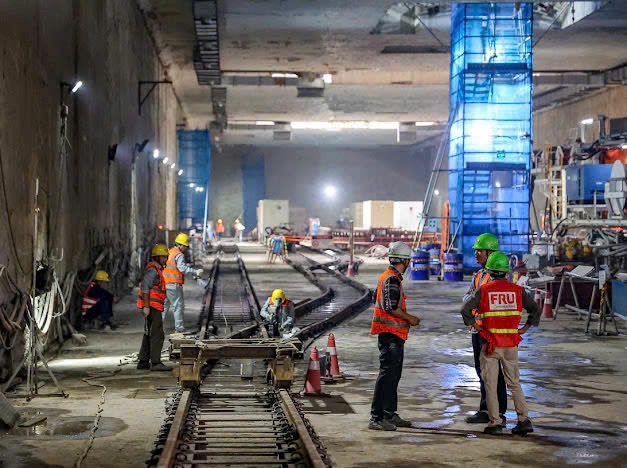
[303,347,322,395]
[542,290,554,319]
[534,289,543,310]
[326,334,342,378]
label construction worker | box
[163,233,202,333]
[260,289,299,338]
[233,219,245,243]
[137,244,171,371]
[460,252,540,435]
[81,270,118,330]
[215,219,225,239]
[369,241,421,431]
[463,232,508,424]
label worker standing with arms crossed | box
[463,233,508,424]
[460,252,540,435]
[137,244,171,371]
[369,241,421,431]
[163,233,202,333]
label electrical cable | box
[0,146,31,276]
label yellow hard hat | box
[151,243,169,257]
[95,270,110,282]
[271,289,285,302]
[217,219,223,223]
[174,233,190,246]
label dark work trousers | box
[472,332,507,414]
[84,298,113,323]
[371,332,405,421]
[138,308,165,365]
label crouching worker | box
[260,289,299,338]
[136,244,171,372]
[460,252,540,435]
[81,270,118,330]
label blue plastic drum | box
[429,248,441,276]
[410,251,429,281]
[443,253,464,281]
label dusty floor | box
[0,244,625,467]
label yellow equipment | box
[95,270,110,282]
[271,289,285,302]
[174,233,190,246]
[152,243,169,257]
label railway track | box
[150,244,371,467]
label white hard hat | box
[388,241,412,259]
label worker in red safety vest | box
[81,270,118,330]
[368,241,421,431]
[463,233,508,424]
[461,252,540,435]
[136,244,171,372]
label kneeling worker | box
[260,289,299,338]
[460,252,540,435]
[81,270,118,330]
[137,244,171,371]
[369,241,421,431]
[163,233,203,333]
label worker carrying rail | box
[463,233,508,424]
[163,233,203,333]
[137,244,171,372]
[369,241,421,431]
[260,289,300,338]
[460,252,540,435]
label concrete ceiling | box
[139,0,627,146]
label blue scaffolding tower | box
[449,3,533,268]
[177,130,211,228]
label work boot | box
[500,414,507,426]
[511,419,534,435]
[483,424,504,435]
[465,411,489,424]
[136,361,150,370]
[386,413,412,428]
[151,363,172,372]
[368,419,397,431]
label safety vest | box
[370,268,410,341]
[163,247,184,285]
[216,223,225,233]
[472,269,493,327]
[81,282,99,315]
[136,261,167,312]
[477,280,524,349]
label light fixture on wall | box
[178,169,184,176]
[60,80,84,100]
[580,118,594,125]
[434,189,440,196]
[323,185,337,198]
[153,149,160,159]
[163,157,169,165]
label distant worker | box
[215,219,225,240]
[369,241,421,431]
[234,219,246,243]
[260,289,298,338]
[206,220,215,241]
[81,270,118,330]
[463,233,508,424]
[137,244,171,371]
[268,232,285,264]
[460,252,540,435]
[163,233,203,333]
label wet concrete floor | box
[1,244,625,467]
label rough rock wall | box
[0,0,178,290]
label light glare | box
[323,185,337,198]
[71,81,83,93]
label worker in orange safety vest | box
[461,252,540,435]
[368,241,421,431]
[463,233,508,424]
[136,244,171,372]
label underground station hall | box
[1,1,627,467]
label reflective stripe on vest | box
[370,268,410,341]
[81,282,99,315]
[477,311,522,319]
[137,262,167,312]
[163,247,184,285]
[487,328,520,334]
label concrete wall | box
[0,0,178,289]
[209,145,243,234]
